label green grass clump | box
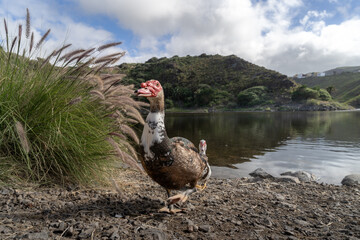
[0,10,144,185]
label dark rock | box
[341,174,360,186]
[249,168,274,179]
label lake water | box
[165,111,360,184]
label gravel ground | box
[0,169,359,240]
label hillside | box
[324,66,360,76]
[295,72,360,107]
[119,54,297,109]
[118,54,349,111]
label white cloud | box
[77,0,360,75]
[2,0,360,76]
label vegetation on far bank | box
[118,54,349,111]
[0,10,144,185]
[295,71,360,107]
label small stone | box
[199,225,212,233]
[78,228,94,239]
[280,171,318,182]
[24,230,49,240]
[110,230,120,240]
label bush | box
[318,89,332,101]
[0,12,143,185]
[292,85,319,101]
[237,86,268,106]
[194,84,215,106]
[292,85,332,102]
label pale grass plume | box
[60,49,85,61]
[15,121,30,154]
[68,97,82,106]
[127,112,145,125]
[94,52,125,64]
[54,44,72,56]
[9,37,17,54]
[107,137,143,172]
[108,132,126,139]
[120,124,139,144]
[29,32,34,53]
[39,50,56,69]
[26,8,30,38]
[87,75,104,91]
[18,24,22,46]
[89,90,105,100]
[97,41,122,51]
[76,47,95,63]
[36,29,51,49]
[4,18,8,36]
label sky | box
[1,0,360,76]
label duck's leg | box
[196,182,207,191]
[159,189,172,213]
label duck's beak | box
[134,87,152,97]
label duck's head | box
[199,139,207,156]
[134,80,163,98]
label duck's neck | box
[141,94,169,159]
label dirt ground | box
[0,169,359,240]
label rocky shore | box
[0,169,359,240]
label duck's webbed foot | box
[159,204,185,214]
[167,187,197,205]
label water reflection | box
[165,111,360,184]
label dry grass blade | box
[15,121,30,154]
[97,41,122,51]
[120,124,139,144]
[36,29,51,49]
[26,8,30,38]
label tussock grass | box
[0,10,144,185]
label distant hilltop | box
[294,66,360,79]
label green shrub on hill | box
[237,86,269,106]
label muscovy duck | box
[135,80,211,213]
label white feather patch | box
[141,112,165,160]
